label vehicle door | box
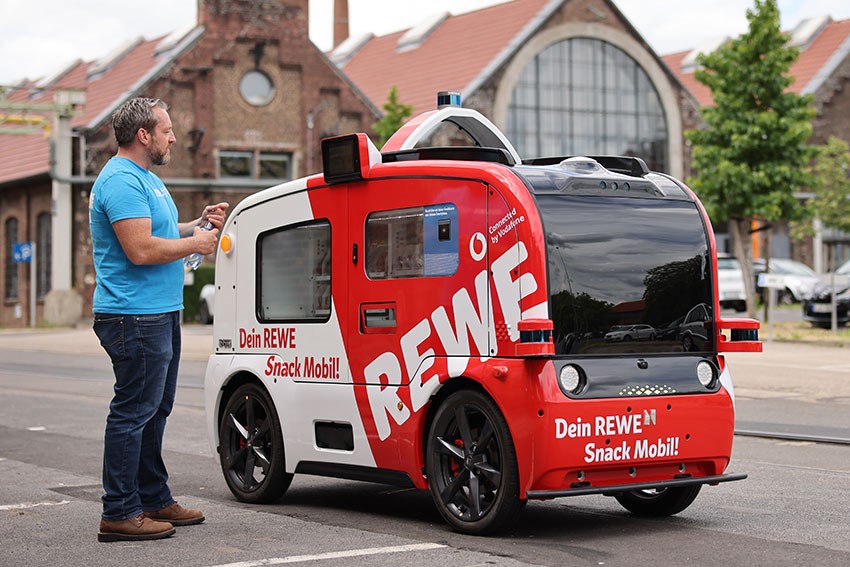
[345,176,489,469]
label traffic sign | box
[757,273,785,289]
[13,242,34,263]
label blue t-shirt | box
[89,156,184,314]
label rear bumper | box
[527,472,747,499]
[520,388,737,498]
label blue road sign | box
[13,242,34,263]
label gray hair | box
[112,97,169,147]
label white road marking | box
[209,543,447,567]
[0,500,70,511]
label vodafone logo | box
[469,232,487,261]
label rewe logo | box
[365,238,539,440]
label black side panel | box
[294,461,416,488]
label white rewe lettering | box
[402,319,438,412]
[431,270,494,377]
[491,242,537,341]
[364,243,538,441]
[364,352,410,441]
[595,414,643,436]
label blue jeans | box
[93,312,181,520]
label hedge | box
[182,263,215,323]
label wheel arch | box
[420,377,488,467]
[214,370,274,450]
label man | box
[89,97,228,542]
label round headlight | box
[558,364,584,395]
[696,360,716,387]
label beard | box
[149,145,171,166]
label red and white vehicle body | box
[205,96,761,534]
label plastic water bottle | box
[185,221,213,270]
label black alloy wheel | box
[219,382,292,503]
[426,389,525,535]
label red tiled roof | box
[661,50,714,106]
[793,18,850,93]
[0,32,194,185]
[340,0,550,116]
[663,18,850,108]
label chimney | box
[333,0,349,48]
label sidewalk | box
[0,324,214,362]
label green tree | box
[373,85,412,148]
[793,137,850,263]
[685,0,816,316]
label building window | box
[219,151,253,178]
[507,38,668,172]
[36,212,51,299]
[219,150,292,182]
[259,152,291,180]
[4,217,19,300]
[365,204,459,280]
[258,220,331,322]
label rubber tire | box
[199,300,212,324]
[778,288,795,305]
[425,389,525,535]
[614,485,702,517]
[218,382,292,503]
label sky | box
[2,0,850,85]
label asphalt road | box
[0,329,848,566]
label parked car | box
[198,283,215,324]
[802,260,850,328]
[717,253,747,312]
[678,303,713,352]
[603,323,656,341]
[752,258,820,304]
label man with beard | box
[89,97,228,542]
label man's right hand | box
[194,225,219,255]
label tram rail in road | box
[735,426,850,446]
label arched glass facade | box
[507,38,668,172]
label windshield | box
[538,195,713,355]
[771,258,816,277]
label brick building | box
[0,0,378,327]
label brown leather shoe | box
[144,502,205,526]
[98,514,175,542]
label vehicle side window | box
[257,220,331,322]
[365,203,458,279]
